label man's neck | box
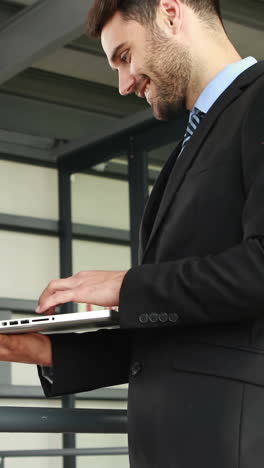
[186,38,242,110]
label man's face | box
[101,10,191,120]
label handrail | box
[0,384,128,400]
[0,447,128,457]
[0,447,129,468]
[0,407,127,433]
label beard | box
[143,25,192,120]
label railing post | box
[0,456,5,468]
[62,395,76,468]
[58,164,76,468]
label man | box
[1,0,264,466]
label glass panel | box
[73,241,130,273]
[0,161,58,220]
[71,163,129,230]
[0,231,59,299]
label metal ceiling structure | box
[0,0,92,85]
[0,0,263,170]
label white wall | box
[71,172,129,229]
[0,231,59,300]
[0,161,58,220]
[0,160,130,467]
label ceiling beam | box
[0,0,22,22]
[2,68,147,117]
[66,35,105,57]
[0,0,92,85]
[0,91,117,140]
[0,142,56,167]
[55,109,188,173]
[0,0,262,89]
[0,128,56,165]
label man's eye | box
[121,51,130,63]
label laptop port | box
[10,321,18,325]
[21,320,30,324]
[2,322,7,326]
[32,318,49,323]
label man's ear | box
[158,0,182,32]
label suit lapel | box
[138,141,182,262]
[141,61,264,263]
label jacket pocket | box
[171,342,264,387]
[187,160,233,177]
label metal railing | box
[0,407,127,433]
[0,405,128,468]
[0,448,128,468]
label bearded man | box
[1,1,264,467]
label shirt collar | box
[194,56,258,114]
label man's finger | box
[36,278,76,313]
[37,289,75,314]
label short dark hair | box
[86,0,223,38]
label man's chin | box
[151,108,163,120]
[152,106,177,121]
[151,101,168,121]
[152,99,184,121]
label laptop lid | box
[0,310,119,334]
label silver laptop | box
[0,309,119,334]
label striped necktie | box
[179,107,205,157]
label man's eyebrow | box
[110,42,127,64]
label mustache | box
[134,74,150,95]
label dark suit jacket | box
[40,61,264,468]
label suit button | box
[158,312,168,323]
[149,313,158,323]
[131,362,142,377]
[139,313,149,324]
[169,313,179,323]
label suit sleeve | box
[39,328,130,397]
[119,80,264,329]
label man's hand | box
[0,333,52,366]
[36,270,127,315]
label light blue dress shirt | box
[194,56,257,114]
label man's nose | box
[118,71,135,96]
